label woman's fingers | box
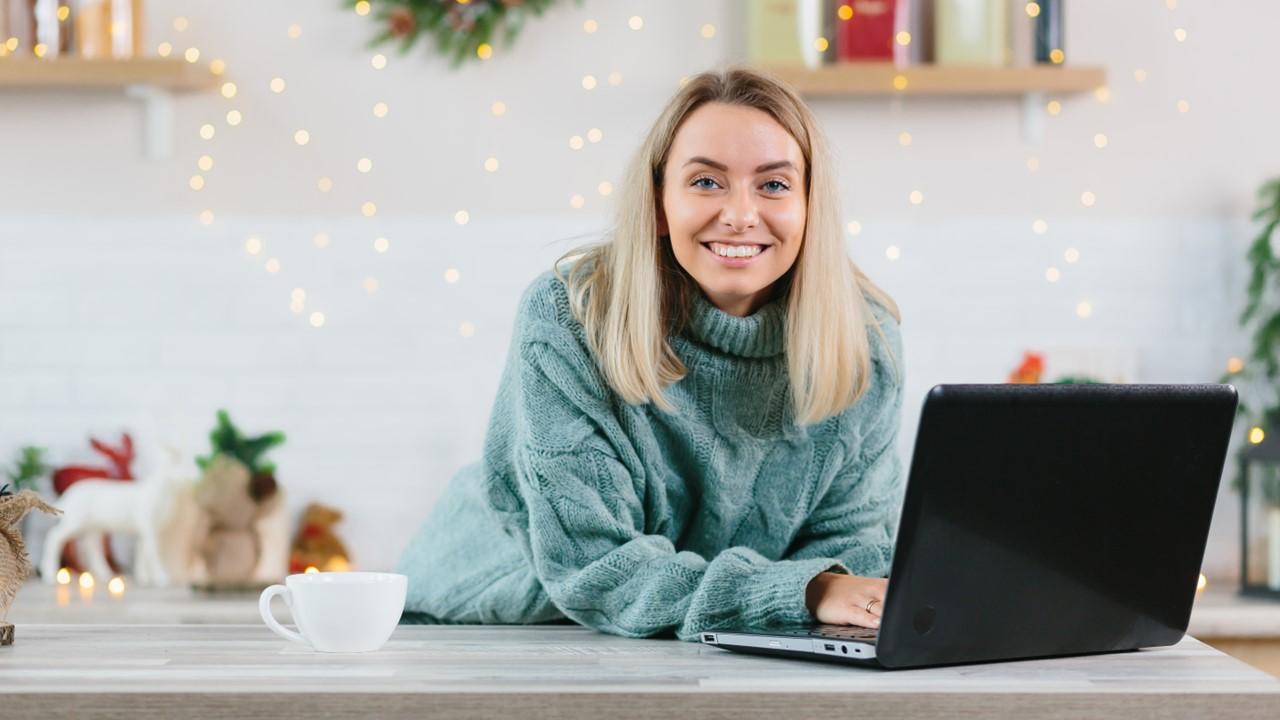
[863,595,884,617]
[852,612,880,629]
[815,574,889,628]
[851,582,887,628]
[851,597,882,628]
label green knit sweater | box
[396,267,905,642]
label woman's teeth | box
[708,242,763,258]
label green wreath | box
[347,0,583,68]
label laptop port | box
[703,634,715,642]
[842,645,848,654]
[824,643,835,651]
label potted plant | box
[1221,175,1280,591]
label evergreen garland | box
[1222,176,1280,505]
[346,0,582,68]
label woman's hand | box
[804,571,887,628]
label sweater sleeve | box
[486,336,847,642]
[784,308,906,579]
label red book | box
[837,0,897,60]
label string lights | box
[163,8,1194,331]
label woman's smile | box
[702,241,773,266]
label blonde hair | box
[555,66,900,426]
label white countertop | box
[1,624,1278,719]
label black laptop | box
[701,383,1238,669]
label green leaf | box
[1254,311,1280,378]
[195,409,286,476]
[1229,176,1280,496]
[346,0,581,67]
[7,446,48,491]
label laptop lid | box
[875,383,1237,669]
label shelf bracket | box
[124,84,174,160]
[1022,91,1046,145]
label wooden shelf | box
[0,57,217,159]
[761,63,1107,97]
[0,57,217,90]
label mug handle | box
[259,584,306,644]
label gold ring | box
[865,598,880,614]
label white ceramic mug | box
[258,572,407,653]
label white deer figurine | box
[40,407,196,586]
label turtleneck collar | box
[683,289,787,359]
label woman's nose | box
[721,186,760,233]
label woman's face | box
[658,102,807,317]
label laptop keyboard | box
[809,624,879,641]
[756,625,879,641]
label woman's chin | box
[696,279,774,311]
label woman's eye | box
[692,177,790,193]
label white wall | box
[1,0,1274,579]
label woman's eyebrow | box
[682,156,798,173]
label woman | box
[397,66,903,641]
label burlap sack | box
[1,490,62,621]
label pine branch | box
[346,0,582,67]
[1229,175,1280,505]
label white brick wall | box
[4,0,1275,584]
[0,214,1254,577]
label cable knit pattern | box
[685,290,786,358]
[396,268,905,641]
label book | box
[837,0,897,61]
[797,0,839,68]
[935,0,1008,66]
[1007,0,1034,66]
[822,0,839,64]
[893,0,912,66]
[747,0,804,67]
[2,0,37,54]
[901,0,942,64]
[1034,0,1064,64]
